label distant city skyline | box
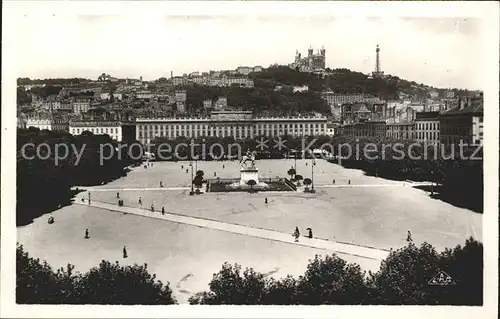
[8,7,485,90]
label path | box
[74,181,432,193]
[75,195,390,261]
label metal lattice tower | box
[375,44,381,74]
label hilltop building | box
[289,47,326,72]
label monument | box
[228,150,269,190]
[206,149,295,192]
[239,150,259,185]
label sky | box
[6,4,488,90]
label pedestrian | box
[160,181,163,188]
[265,197,268,204]
[138,196,142,206]
[181,165,184,169]
[117,192,120,199]
[123,246,128,258]
[306,162,308,166]
[307,228,313,238]
[348,180,351,185]
[406,231,413,242]
[161,207,165,215]
[293,227,300,242]
[85,228,89,239]
[214,172,216,177]
[81,198,85,203]
[151,203,155,212]
[223,164,225,169]
[186,168,188,174]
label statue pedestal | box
[240,168,259,186]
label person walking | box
[116,192,120,199]
[151,203,155,212]
[85,228,89,239]
[223,164,225,169]
[307,228,313,238]
[332,178,335,184]
[123,246,128,258]
[138,196,142,206]
[293,227,300,242]
[161,207,165,215]
[159,181,163,188]
[348,180,351,185]
[265,197,268,204]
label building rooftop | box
[441,104,483,116]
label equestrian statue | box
[240,149,256,168]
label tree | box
[16,245,76,304]
[193,175,204,189]
[188,238,482,305]
[287,168,296,180]
[247,179,257,189]
[437,237,483,305]
[17,245,177,305]
[296,254,369,304]
[367,242,441,305]
[294,174,303,186]
[262,275,299,305]
[196,170,204,178]
[77,260,176,304]
[189,263,267,304]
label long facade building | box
[26,117,69,132]
[136,110,327,144]
[69,119,136,142]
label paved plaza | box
[17,159,482,303]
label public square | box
[17,159,482,303]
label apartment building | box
[414,111,440,145]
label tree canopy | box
[17,245,176,304]
[189,238,482,305]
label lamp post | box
[294,148,297,171]
[189,161,194,195]
[430,170,434,196]
[311,157,316,193]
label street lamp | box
[189,161,194,195]
[294,148,297,171]
[311,157,316,193]
[430,170,434,196]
